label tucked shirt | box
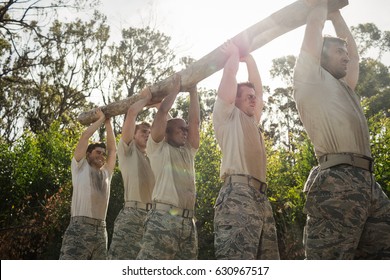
[213,97,267,183]
[117,139,155,204]
[293,50,371,158]
[70,157,112,220]
[147,137,197,210]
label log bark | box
[78,0,348,125]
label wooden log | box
[78,0,348,125]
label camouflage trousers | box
[59,216,107,260]
[136,209,198,260]
[303,165,390,259]
[108,207,148,259]
[214,182,280,260]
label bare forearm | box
[105,119,116,154]
[329,11,358,59]
[158,75,180,114]
[217,41,240,104]
[158,93,178,115]
[329,10,359,88]
[151,77,180,142]
[82,116,105,139]
[245,55,262,95]
[188,86,200,149]
[302,0,328,56]
[122,87,151,143]
[105,119,116,172]
[188,87,200,129]
[74,108,105,160]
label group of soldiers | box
[59,1,390,260]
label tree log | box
[78,0,348,125]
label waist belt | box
[124,201,152,211]
[225,174,267,194]
[71,216,106,227]
[318,153,374,172]
[152,203,194,218]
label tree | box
[263,55,304,150]
[0,1,106,142]
[24,12,110,133]
[369,113,390,195]
[107,26,177,99]
[0,121,80,259]
[358,58,390,118]
[195,121,222,259]
[266,134,315,259]
[352,23,390,118]
[0,0,99,78]
[103,26,178,133]
[351,23,390,59]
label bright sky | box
[99,0,390,93]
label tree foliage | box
[0,0,100,78]
[0,2,108,142]
[0,121,79,259]
[100,26,178,134]
[107,26,176,99]
[351,23,390,59]
[195,121,222,259]
[264,55,304,150]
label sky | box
[96,0,390,98]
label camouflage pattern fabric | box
[136,210,198,260]
[303,165,390,259]
[108,207,148,259]
[214,182,280,260]
[59,218,107,260]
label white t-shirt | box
[70,157,112,220]
[213,97,267,182]
[293,50,371,158]
[117,139,154,203]
[147,138,197,210]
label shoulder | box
[72,156,86,168]
[213,97,238,122]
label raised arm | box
[150,74,181,143]
[187,85,200,149]
[74,108,105,162]
[242,54,264,123]
[328,10,359,90]
[121,87,152,144]
[217,40,240,104]
[301,0,328,61]
[104,117,116,173]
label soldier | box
[137,76,200,259]
[60,108,116,259]
[108,88,154,259]
[293,0,390,259]
[212,40,280,260]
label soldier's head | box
[86,142,106,168]
[235,82,258,117]
[134,122,151,151]
[166,118,188,148]
[321,36,349,79]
